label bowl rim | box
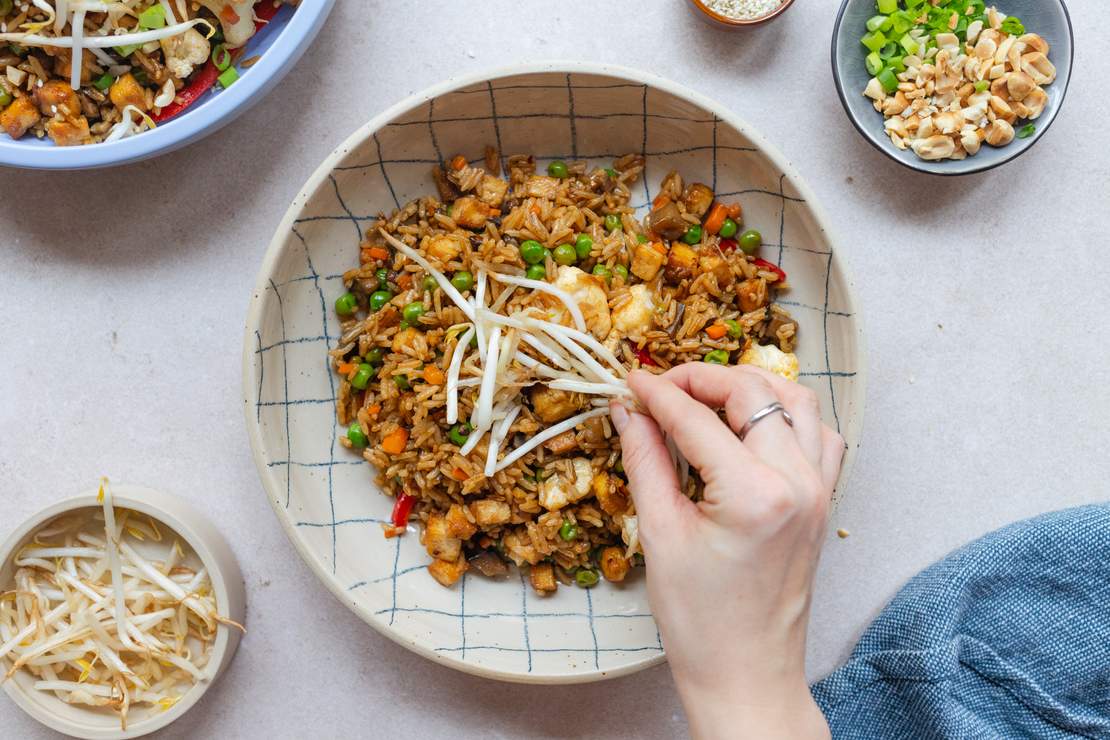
[0,0,335,171]
[0,484,245,739]
[686,0,797,27]
[829,0,1074,176]
[241,59,867,684]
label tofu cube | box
[599,546,630,583]
[469,499,511,526]
[428,556,468,587]
[445,504,477,540]
[530,386,582,424]
[424,233,465,264]
[611,284,655,335]
[554,266,611,338]
[422,513,462,561]
[631,242,665,281]
[477,174,509,207]
[529,562,558,594]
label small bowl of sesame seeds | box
[686,0,796,28]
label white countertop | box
[3,1,1107,737]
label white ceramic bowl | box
[242,62,865,683]
[0,484,246,739]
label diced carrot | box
[651,241,667,255]
[704,203,728,235]
[450,155,467,171]
[337,362,356,376]
[423,365,445,385]
[488,208,501,217]
[706,323,728,340]
[652,194,670,209]
[396,273,412,289]
[367,246,390,261]
[359,248,375,264]
[366,404,381,417]
[381,428,409,455]
[220,5,240,23]
[727,203,742,219]
[452,467,468,481]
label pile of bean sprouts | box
[0,479,241,730]
[380,229,691,491]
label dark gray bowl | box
[831,0,1073,175]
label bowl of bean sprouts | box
[0,481,246,739]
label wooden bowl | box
[686,0,797,28]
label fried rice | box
[329,149,800,595]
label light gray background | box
[2,1,1106,738]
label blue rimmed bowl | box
[242,62,866,683]
[832,0,1073,175]
[0,0,334,171]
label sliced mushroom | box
[647,201,687,241]
[682,183,714,218]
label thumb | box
[610,401,694,536]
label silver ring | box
[737,402,794,442]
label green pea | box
[450,271,474,292]
[575,569,599,588]
[520,239,546,265]
[364,347,385,366]
[704,349,730,365]
[613,458,624,474]
[0,89,11,108]
[604,167,618,178]
[738,229,763,254]
[683,224,703,245]
[636,233,648,244]
[350,364,374,390]
[592,264,612,283]
[448,422,471,446]
[547,160,569,179]
[375,268,389,283]
[334,292,358,316]
[393,375,410,391]
[423,275,437,292]
[559,521,579,541]
[402,302,425,324]
[553,243,577,266]
[604,214,622,232]
[525,264,548,281]
[724,319,742,339]
[719,218,739,239]
[369,290,392,312]
[347,422,368,448]
[613,264,629,282]
[574,234,594,260]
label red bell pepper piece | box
[719,238,738,253]
[152,1,283,123]
[752,258,787,282]
[634,346,657,367]
[391,493,416,527]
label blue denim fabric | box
[812,505,1110,739]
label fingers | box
[819,427,846,494]
[626,371,756,476]
[609,401,694,533]
[661,364,816,468]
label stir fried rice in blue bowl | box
[0,0,333,169]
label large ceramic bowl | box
[0,0,334,171]
[832,0,1073,176]
[242,62,865,683]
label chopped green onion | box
[1017,123,1036,139]
[898,32,919,56]
[211,44,232,72]
[93,73,115,92]
[865,52,884,77]
[861,31,887,53]
[974,80,990,93]
[604,167,618,177]
[217,66,239,89]
[877,0,897,13]
[877,67,899,94]
[137,4,166,29]
[704,349,730,365]
[1000,16,1024,36]
[866,14,891,32]
[636,233,649,244]
[114,43,142,58]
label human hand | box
[609,364,844,740]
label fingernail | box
[609,402,630,434]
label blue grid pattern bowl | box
[242,62,866,683]
[0,0,334,171]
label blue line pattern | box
[249,73,858,677]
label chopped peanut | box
[109,73,148,112]
[1,97,42,140]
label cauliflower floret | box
[197,0,256,47]
[611,284,655,335]
[739,343,800,381]
[538,458,594,511]
[554,266,611,339]
[160,28,211,80]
